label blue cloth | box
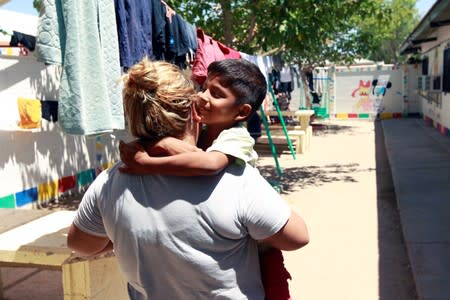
[115,0,154,68]
[151,0,166,60]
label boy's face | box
[195,76,249,129]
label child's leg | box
[259,246,292,300]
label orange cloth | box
[17,97,41,129]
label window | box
[417,76,423,90]
[422,56,429,75]
[424,75,431,90]
[443,48,450,92]
[433,76,441,91]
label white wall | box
[0,54,130,206]
[0,9,38,41]
[334,67,404,115]
[420,25,450,129]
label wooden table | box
[0,209,128,300]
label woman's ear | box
[234,104,252,122]
[191,102,202,123]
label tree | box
[167,0,418,65]
[33,0,41,13]
[355,0,419,64]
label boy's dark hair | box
[207,59,267,118]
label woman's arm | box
[67,224,113,256]
[261,211,309,251]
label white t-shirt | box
[207,126,258,167]
[73,162,290,300]
[280,66,292,83]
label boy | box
[120,59,293,299]
[119,58,264,175]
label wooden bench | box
[287,130,306,154]
[263,110,296,117]
[257,110,314,154]
[0,209,128,300]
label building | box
[400,0,450,135]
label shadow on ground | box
[312,122,358,136]
[374,120,418,300]
[258,163,375,193]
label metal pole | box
[268,83,297,160]
[259,106,283,177]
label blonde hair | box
[122,58,195,140]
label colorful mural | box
[351,80,372,112]
[351,79,392,113]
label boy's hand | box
[119,140,153,175]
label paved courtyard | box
[1,119,419,300]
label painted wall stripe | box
[15,187,38,207]
[76,169,96,187]
[59,175,76,193]
[0,194,16,208]
[380,112,393,120]
[38,180,59,203]
[2,161,115,209]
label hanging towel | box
[36,0,125,135]
[17,97,42,129]
[35,0,66,64]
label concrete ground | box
[257,119,417,300]
[1,119,418,300]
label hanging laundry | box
[36,0,124,135]
[164,8,177,61]
[115,0,154,68]
[279,65,294,100]
[9,31,36,51]
[191,28,240,86]
[35,0,65,64]
[184,21,198,56]
[17,97,42,129]
[239,52,273,83]
[152,0,167,60]
[270,68,281,93]
[166,13,190,67]
[41,100,58,122]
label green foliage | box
[354,0,419,63]
[33,0,42,13]
[167,0,419,66]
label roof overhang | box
[400,0,450,55]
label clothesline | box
[0,28,12,36]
